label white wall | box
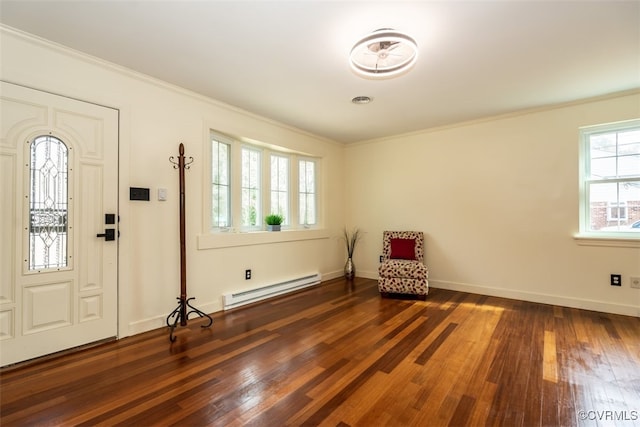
[1,27,347,337]
[345,93,640,316]
[2,25,638,342]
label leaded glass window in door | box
[28,135,69,270]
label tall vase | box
[344,257,355,280]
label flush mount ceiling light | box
[349,28,418,79]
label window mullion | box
[586,177,640,185]
[231,141,243,230]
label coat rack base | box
[166,296,213,342]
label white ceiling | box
[1,1,638,143]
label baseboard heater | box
[222,273,321,310]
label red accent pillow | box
[390,238,416,260]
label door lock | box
[96,228,116,241]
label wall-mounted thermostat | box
[130,187,150,201]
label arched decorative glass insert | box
[28,135,69,270]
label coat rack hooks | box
[169,147,193,169]
[166,143,213,342]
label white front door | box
[0,82,118,366]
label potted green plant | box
[265,214,284,231]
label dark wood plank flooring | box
[1,278,639,426]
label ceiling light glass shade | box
[351,96,372,104]
[350,28,418,78]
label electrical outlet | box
[245,269,251,280]
[630,276,640,289]
[611,274,622,287]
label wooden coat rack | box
[166,143,213,342]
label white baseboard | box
[127,316,165,336]
[358,270,638,317]
[129,272,637,336]
[430,279,639,318]
[127,271,345,336]
[322,269,346,281]
[127,299,222,336]
[360,270,379,280]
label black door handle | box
[96,229,116,241]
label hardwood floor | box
[1,278,639,426]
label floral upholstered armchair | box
[378,231,429,299]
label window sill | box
[573,234,640,248]
[197,228,330,250]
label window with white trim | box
[209,131,320,231]
[241,146,261,228]
[270,154,289,225]
[299,158,317,226]
[211,136,231,228]
[580,120,640,234]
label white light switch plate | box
[158,188,167,201]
